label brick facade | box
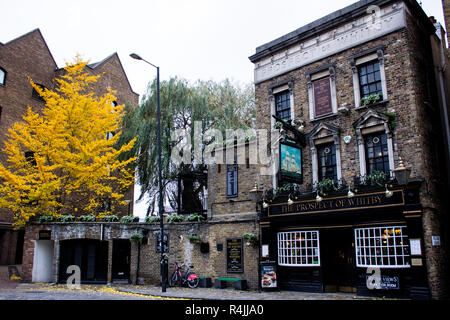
[22,217,259,289]
[0,29,138,265]
[248,0,449,299]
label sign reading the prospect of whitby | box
[226,238,243,273]
[268,190,404,217]
[279,142,302,183]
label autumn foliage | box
[0,57,136,228]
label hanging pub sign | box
[279,141,302,183]
[226,238,243,273]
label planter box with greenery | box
[189,235,202,244]
[243,233,258,246]
[360,93,382,106]
[145,215,160,224]
[362,171,392,187]
[130,233,143,244]
[100,215,119,222]
[316,178,341,196]
[187,212,206,223]
[38,215,56,223]
[120,216,134,223]
[57,215,75,223]
[166,214,185,224]
[79,215,96,222]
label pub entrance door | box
[321,228,356,293]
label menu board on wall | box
[226,238,243,273]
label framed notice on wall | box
[313,76,332,117]
[226,238,243,273]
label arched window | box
[309,122,342,187]
[31,83,47,102]
[354,109,395,179]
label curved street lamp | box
[130,53,166,292]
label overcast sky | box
[0,0,446,218]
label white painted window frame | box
[309,124,342,187]
[277,230,320,267]
[354,226,411,268]
[351,49,388,109]
[354,111,395,178]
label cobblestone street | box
[0,281,391,300]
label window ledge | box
[355,99,389,110]
[310,113,338,123]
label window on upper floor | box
[358,60,383,99]
[32,84,47,103]
[364,132,390,175]
[24,151,37,166]
[0,67,6,85]
[309,122,342,187]
[226,163,238,198]
[354,109,395,179]
[351,48,388,108]
[275,90,291,121]
[317,143,337,181]
[269,82,294,132]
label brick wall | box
[0,29,57,222]
[22,219,260,289]
[249,2,448,299]
[136,216,260,289]
[0,30,139,222]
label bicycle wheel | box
[187,277,199,288]
[169,272,178,287]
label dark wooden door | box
[58,239,108,284]
[321,229,356,292]
[112,239,130,282]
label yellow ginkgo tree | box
[0,56,136,228]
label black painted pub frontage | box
[259,182,430,299]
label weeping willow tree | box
[117,77,254,217]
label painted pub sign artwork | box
[280,142,302,183]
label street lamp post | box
[130,53,166,292]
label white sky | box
[0,0,446,218]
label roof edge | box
[2,28,58,69]
[249,0,435,63]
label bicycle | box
[168,262,200,288]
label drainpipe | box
[434,22,450,189]
[135,242,141,285]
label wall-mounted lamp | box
[315,190,323,202]
[385,184,393,198]
[393,157,411,185]
[347,186,355,198]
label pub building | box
[249,0,449,299]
